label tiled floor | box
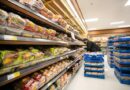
[65,56,130,90]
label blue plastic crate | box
[84,73,105,79]
[84,64,104,68]
[84,68,104,73]
[114,58,130,65]
[115,44,130,47]
[114,65,130,72]
[114,71,130,85]
[115,37,130,42]
[109,63,115,68]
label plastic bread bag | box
[24,19,37,32]
[32,72,46,87]
[17,0,37,10]
[52,15,62,23]
[47,10,54,19]
[0,50,23,68]
[33,0,45,10]
[21,50,35,63]
[39,6,49,18]
[8,13,26,29]
[29,47,44,60]
[14,77,39,90]
[0,9,8,25]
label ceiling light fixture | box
[85,18,98,22]
[125,0,130,6]
[118,25,130,28]
[110,21,125,25]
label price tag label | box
[7,72,20,80]
[71,32,76,40]
[66,55,69,58]
[4,35,17,40]
[47,82,52,87]
[60,57,63,60]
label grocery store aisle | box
[65,56,130,90]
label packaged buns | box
[8,13,26,29]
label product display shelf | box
[40,59,80,90]
[61,65,81,90]
[0,34,69,45]
[83,53,105,79]
[0,0,83,41]
[0,50,77,87]
[107,37,115,68]
[113,36,130,85]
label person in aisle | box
[84,39,101,52]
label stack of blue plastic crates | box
[113,36,130,85]
[107,36,115,68]
[84,53,105,79]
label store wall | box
[88,27,130,38]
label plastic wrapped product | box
[8,13,26,29]
[47,10,54,19]
[48,85,57,90]
[29,47,44,60]
[14,77,39,90]
[32,72,46,87]
[39,6,49,18]
[58,18,67,27]
[17,0,36,10]
[0,9,8,25]
[33,0,44,10]
[22,50,35,63]
[40,27,47,39]
[0,50,23,67]
[24,19,37,32]
[47,29,56,40]
[52,15,62,23]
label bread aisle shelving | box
[0,0,85,90]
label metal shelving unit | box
[40,59,80,90]
[0,0,83,41]
[0,0,84,89]
[0,50,77,87]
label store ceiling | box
[77,0,130,31]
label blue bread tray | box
[109,63,114,68]
[115,55,130,59]
[115,44,130,47]
[84,59,104,63]
[115,65,130,72]
[115,50,130,53]
[114,71,130,85]
[84,73,105,79]
[115,58,130,65]
[84,64,104,68]
[84,68,104,73]
[116,37,130,42]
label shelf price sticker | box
[4,35,17,40]
[70,32,76,40]
[66,55,69,58]
[7,72,20,80]
[60,57,63,60]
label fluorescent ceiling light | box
[118,25,130,28]
[88,28,97,30]
[110,21,125,25]
[85,18,98,22]
[125,0,130,6]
